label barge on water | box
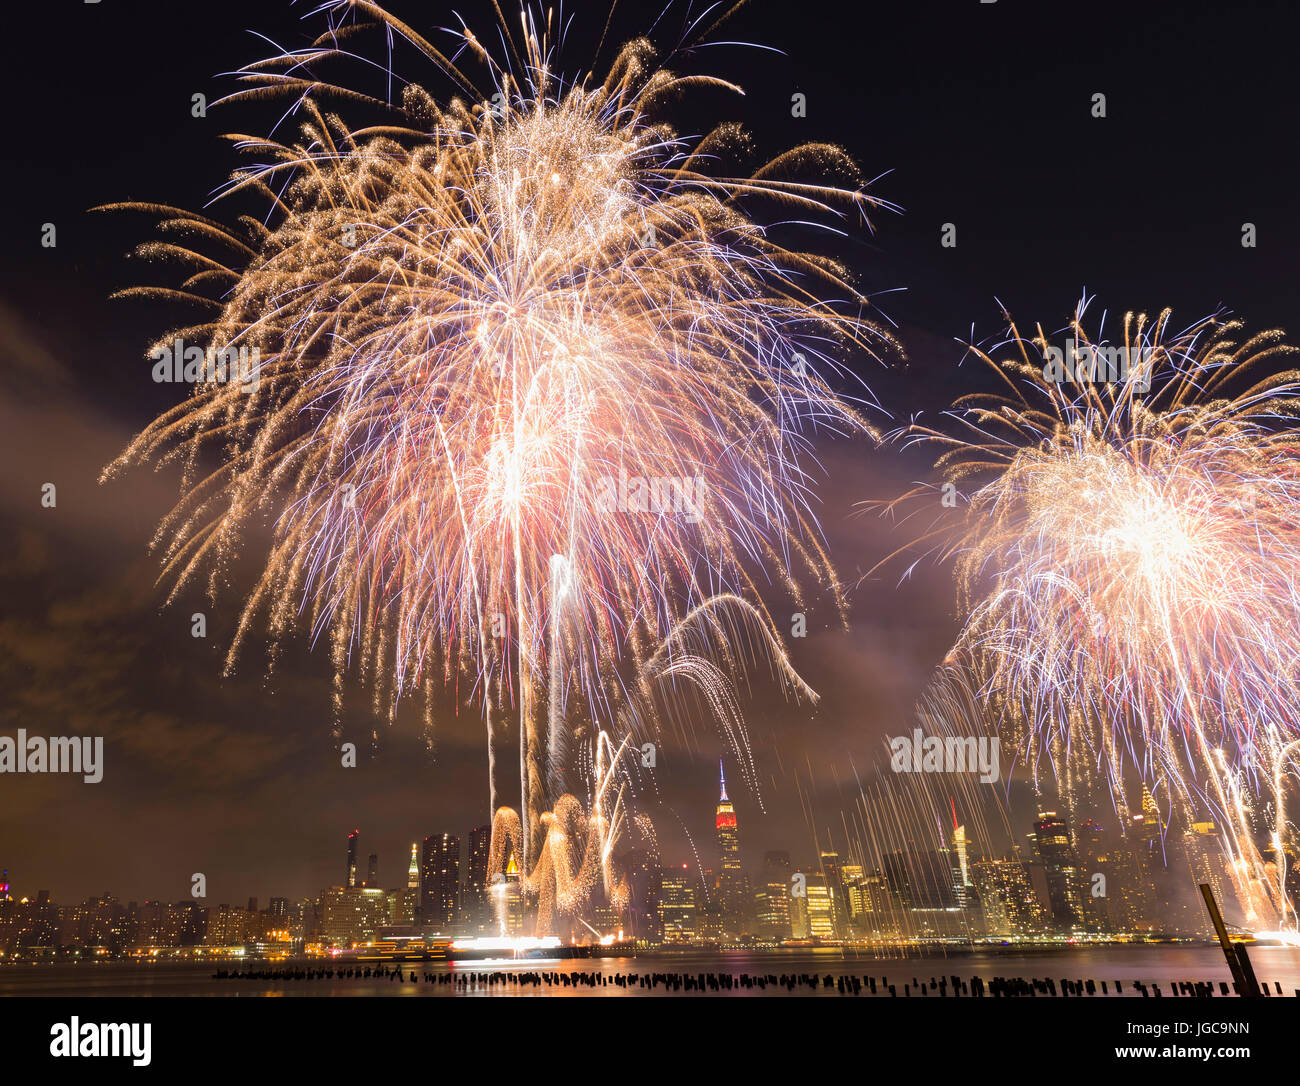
[346,935,637,963]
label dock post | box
[1199,883,1260,997]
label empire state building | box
[716,760,743,921]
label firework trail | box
[489,593,816,933]
[802,670,1018,945]
[488,729,633,936]
[874,296,1300,927]
[100,1,891,879]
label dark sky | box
[1,0,1297,904]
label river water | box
[3,945,1299,996]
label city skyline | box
[2,756,1254,958]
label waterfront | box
[3,945,1299,997]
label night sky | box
[2,0,1297,904]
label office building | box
[421,833,461,931]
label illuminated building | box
[844,865,907,940]
[1116,788,1164,928]
[851,872,899,937]
[391,890,418,926]
[162,901,207,947]
[882,850,960,911]
[1,891,58,956]
[623,849,662,942]
[818,850,847,934]
[697,883,725,941]
[838,862,864,933]
[318,887,391,948]
[715,761,743,926]
[465,825,491,933]
[297,899,317,943]
[1075,818,1115,931]
[755,850,792,940]
[789,875,808,938]
[420,833,461,931]
[589,900,620,939]
[1103,788,1163,929]
[1148,827,1203,934]
[388,846,420,925]
[951,826,976,909]
[1141,785,1164,836]
[881,849,971,938]
[1111,816,1158,931]
[60,895,131,954]
[1185,821,1228,924]
[502,851,524,936]
[973,858,1044,936]
[659,866,697,943]
[204,903,255,947]
[134,900,165,948]
[346,829,360,889]
[790,871,836,940]
[1030,811,1087,929]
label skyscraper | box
[952,825,974,907]
[624,848,663,942]
[715,760,742,925]
[1141,784,1163,836]
[848,871,898,937]
[755,850,793,940]
[1031,811,1087,929]
[802,873,837,940]
[391,843,421,926]
[659,866,697,943]
[1185,821,1227,928]
[819,850,847,935]
[365,853,379,889]
[883,850,960,911]
[345,830,360,889]
[1076,817,1114,931]
[501,851,524,936]
[973,858,1044,936]
[839,862,864,933]
[465,825,491,932]
[420,833,461,931]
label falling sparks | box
[878,296,1300,929]
[100,0,889,918]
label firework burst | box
[101,1,891,874]
[875,297,1300,925]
